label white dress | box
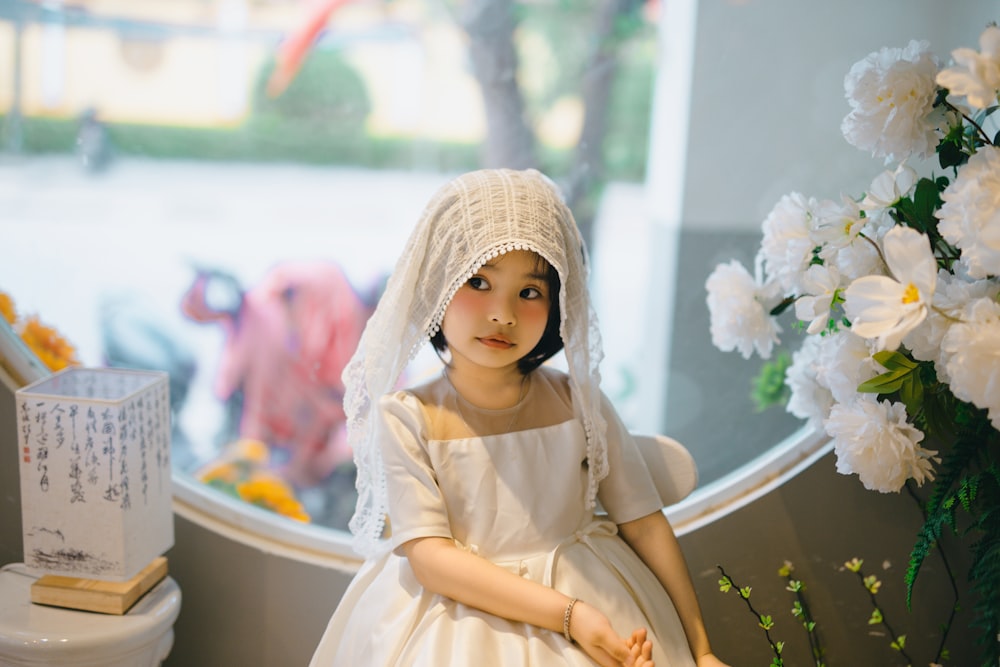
[310,370,697,666]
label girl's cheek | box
[521,301,550,326]
[446,289,477,318]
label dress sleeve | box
[377,392,454,553]
[596,392,664,524]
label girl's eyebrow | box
[478,263,549,283]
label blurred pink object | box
[182,261,371,487]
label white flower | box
[942,297,1000,430]
[843,226,937,351]
[938,145,1000,280]
[936,25,1000,109]
[828,216,893,283]
[706,259,782,360]
[841,40,940,164]
[813,196,885,282]
[824,397,938,493]
[904,270,1000,380]
[794,264,842,334]
[759,192,820,294]
[785,335,834,428]
[860,163,918,220]
[814,330,880,406]
[812,195,866,250]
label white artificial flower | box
[759,192,820,294]
[812,195,866,250]
[813,196,885,282]
[784,334,834,428]
[824,396,938,493]
[841,40,941,164]
[860,163,919,221]
[706,259,783,360]
[814,329,880,406]
[794,264,842,334]
[938,145,1000,280]
[936,25,1000,110]
[942,297,1000,430]
[828,217,892,282]
[904,269,1000,380]
[843,226,937,351]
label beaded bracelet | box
[563,598,580,642]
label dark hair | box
[430,254,563,374]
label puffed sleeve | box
[596,392,664,524]
[377,391,455,553]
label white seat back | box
[631,433,698,507]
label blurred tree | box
[456,0,653,246]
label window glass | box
[1,0,800,536]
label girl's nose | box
[490,298,516,326]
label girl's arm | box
[617,512,730,667]
[402,536,642,667]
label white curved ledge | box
[665,425,832,535]
[173,423,831,571]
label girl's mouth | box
[478,336,514,349]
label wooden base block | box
[30,556,169,615]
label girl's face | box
[441,250,552,374]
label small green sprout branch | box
[778,561,825,667]
[717,565,785,666]
[843,558,914,664]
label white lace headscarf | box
[345,168,607,558]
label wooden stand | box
[29,556,168,615]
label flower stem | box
[859,232,890,275]
[942,99,993,146]
[848,565,914,665]
[718,565,784,665]
[781,570,824,666]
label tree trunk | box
[565,0,643,249]
[459,0,537,170]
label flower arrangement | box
[706,24,1000,664]
[197,438,312,523]
[0,290,80,372]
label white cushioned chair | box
[630,434,698,507]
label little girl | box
[309,169,730,667]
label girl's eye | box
[520,287,542,299]
[468,276,489,290]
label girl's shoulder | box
[532,364,573,402]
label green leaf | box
[868,608,883,625]
[872,350,917,370]
[740,586,752,599]
[891,634,906,651]
[898,372,925,420]
[759,615,774,630]
[857,370,908,394]
[938,136,968,169]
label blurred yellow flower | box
[1,291,80,372]
[0,291,16,325]
[197,438,311,523]
[238,477,310,523]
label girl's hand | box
[568,601,639,667]
[627,628,654,667]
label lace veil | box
[344,168,607,558]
